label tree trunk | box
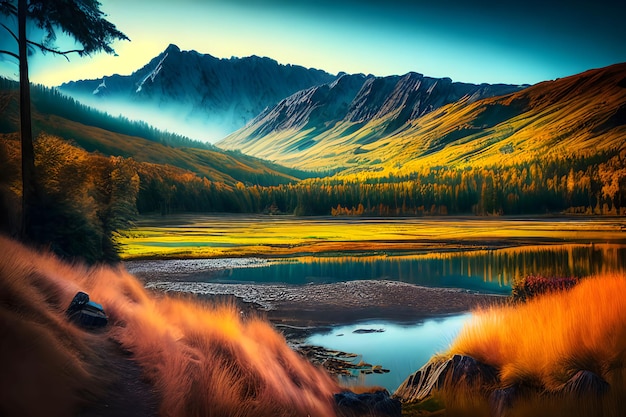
[18,0,36,240]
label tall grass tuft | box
[446,272,626,415]
[0,236,339,417]
[0,236,107,417]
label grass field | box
[117,214,626,259]
[437,272,626,417]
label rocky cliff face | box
[217,71,522,165]
[219,63,626,173]
[58,44,336,142]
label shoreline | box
[138,276,505,334]
[139,278,504,393]
[128,259,506,392]
[128,257,506,329]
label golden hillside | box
[219,63,626,176]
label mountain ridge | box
[58,44,337,142]
[217,71,524,169]
[217,63,626,174]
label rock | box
[296,345,390,377]
[66,291,90,314]
[559,370,609,397]
[446,354,498,390]
[66,291,108,329]
[394,354,498,403]
[393,357,450,403]
[335,390,401,417]
[353,328,385,334]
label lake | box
[306,315,470,393]
[124,215,626,392]
[131,243,626,295]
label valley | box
[1,30,625,417]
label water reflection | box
[213,244,626,294]
[306,314,471,393]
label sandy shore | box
[128,258,505,331]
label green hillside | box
[0,79,307,186]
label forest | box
[2,129,625,264]
[152,149,626,217]
[2,75,625,263]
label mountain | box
[58,44,337,142]
[0,78,307,186]
[216,72,523,170]
[217,64,626,174]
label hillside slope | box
[218,64,626,174]
[0,83,304,186]
[217,72,522,170]
[0,236,340,417]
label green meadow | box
[118,214,626,259]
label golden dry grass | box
[0,236,340,417]
[443,273,626,416]
[0,238,108,417]
[449,273,626,389]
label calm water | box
[307,314,470,393]
[132,240,626,392]
[129,217,626,392]
[199,244,626,295]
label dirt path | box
[79,337,159,417]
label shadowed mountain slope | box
[58,44,337,142]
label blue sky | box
[1,0,625,86]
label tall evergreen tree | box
[0,0,128,240]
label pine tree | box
[0,0,128,241]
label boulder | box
[489,385,519,417]
[335,390,401,417]
[558,370,609,397]
[394,354,498,403]
[66,291,108,328]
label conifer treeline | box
[1,133,624,262]
[135,148,626,217]
[1,134,138,262]
[0,77,212,150]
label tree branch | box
[26,40,86,61]
[2,23,87,61]
[0,22,18,43]
[0,49,19,60]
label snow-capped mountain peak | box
[136,52,168,93]
[92,78,106,95]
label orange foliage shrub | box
[510,275,579,303]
